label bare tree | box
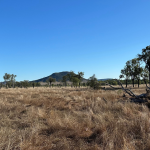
[106,79,150,103]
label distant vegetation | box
[1,45,150,150]
[1,45,150,89]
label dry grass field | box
[0,85,150,150]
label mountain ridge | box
[30,71,70,82]
[29,71,113,82]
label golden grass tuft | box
[0,86,150,150]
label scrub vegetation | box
[0,86,150,150]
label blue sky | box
[0,0,150,81]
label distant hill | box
[1,74,113,83]
[30,71,70,82]
[30,71,88,82]
[98,78,113,81]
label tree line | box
[119,45,150,88]
[1,45,150,89]
[46,71,84,88]
[86,45,150,89]
[0,72,86,89]
[1,73,41,89]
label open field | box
[0,86,150,150]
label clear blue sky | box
[0,0,150,81]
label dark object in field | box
[32,82,35,88]
[106,79,150,104]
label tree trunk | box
[132,79,134,87]
[144,79,147,87]
[138,79,139,88]
[126,79,127,88]
[149,67,150,86]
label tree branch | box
[105,83,121,89]
[114,79,139,98]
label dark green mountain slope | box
[30,71,70,82]
[29,71,112,83]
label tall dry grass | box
[0,86,150,150]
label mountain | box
[30,71,88,82]
[30,71,70,82]
[98,78,113,81]
[29,71,113,83]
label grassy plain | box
[0,85,150,150]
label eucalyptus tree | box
[87,74,97,87]
[134,60,143,88]
[62,75,68,87]
[48,77,56,87]
[72,77,80,87]
[137,45,150,85]
[23,80,29,88]
[32,82,35,88]
[87,74,101,89]
[10,74,17,88]
[124,58,143,88]
[66,71,75,87]
[3,73,11,88]
[120,61,130,87]
[141,67,149,86]
[74,72,84,87]
[67,71,75,81]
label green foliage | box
[10,74,17,88]
[48,77,56,87]
[72,77,80,87]
[99,81,105,85]
[75,72,84,87]
[112,80,117,85]
[82,83,86,86]
[62,75,68,87]
[66,71,84,87]
[66,71,75,82]
[137,45,150,70]
[32,82,35,88]
[35,82,41,87]
[3,73,11,88]
[141,67,149,80]
[138,45,150,84]
[87,74,101,89]
[120,58,143,87]
[22,80,29,88]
